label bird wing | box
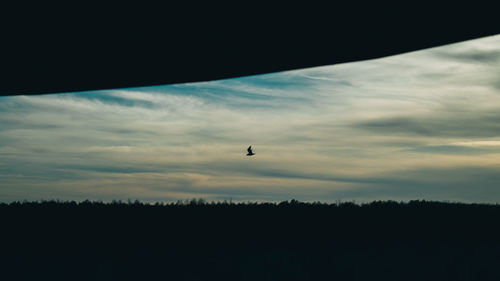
[247,146,252,153]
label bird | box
[246,146,255,156]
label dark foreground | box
[2,199,500,280]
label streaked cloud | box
[1,34,500,203]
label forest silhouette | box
[2,199,500,280]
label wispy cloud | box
[1,34,500,202]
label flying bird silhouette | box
[246,146,255,156]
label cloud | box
[354,114,500,138]
[402,144,500,155]
[2,34,500,203]
[433,49,500,64]
[450,141,500,147]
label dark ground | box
[2,199,500,280]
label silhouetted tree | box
[2,199,500,280]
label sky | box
[1,34,500,203]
